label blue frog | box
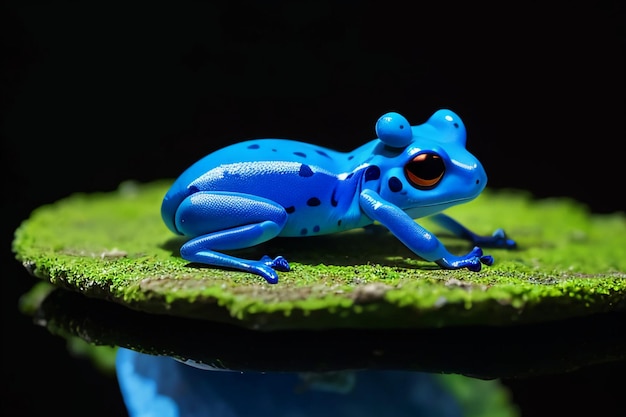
[161,109,516,284]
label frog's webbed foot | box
[246,256,291,284]
[184,250,289,285]
[435,246,493,272]
[246,255,290,283]
[260,255,291,272]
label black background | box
[2,1,624,416]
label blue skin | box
[116,348,466,417]
[161,109,516,284]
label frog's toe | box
[493,229,517,249]
[468,246,484,258]
[436,248,486,271]
[466,247,491,271]
[271,256,291,272]
[252,263,279,284]
[466,260,482,272]
[260,255,290,272]
[260,269,280,284]
[480,254,494,266]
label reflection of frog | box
[296,371,356,394]
[161,109,516,283]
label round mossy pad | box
[13,180,626,330]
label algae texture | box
[13,180,626,330]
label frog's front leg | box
[175,192,290,284]
[429,213,517,249]
[359,190,493,272]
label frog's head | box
[373,109,487,218]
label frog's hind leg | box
[180,223,290,284]
[175,192,290,284]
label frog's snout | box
[473,166,488,193]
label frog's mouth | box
[421,195,477,207]
[404,196,477,219]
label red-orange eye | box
[404,153,445,189]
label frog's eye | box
[376,112,413,148]
[404,153,445,189]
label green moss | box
[13,180,626,330]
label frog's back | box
[161,139,363,234]
[226,139,348,166]
[179,139,349,181]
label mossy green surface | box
[13,180,626,330]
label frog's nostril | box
[475,173,487,189]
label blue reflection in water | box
[116,348,464,417]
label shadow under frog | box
[161,109,516,283]
[161,225,484,271]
